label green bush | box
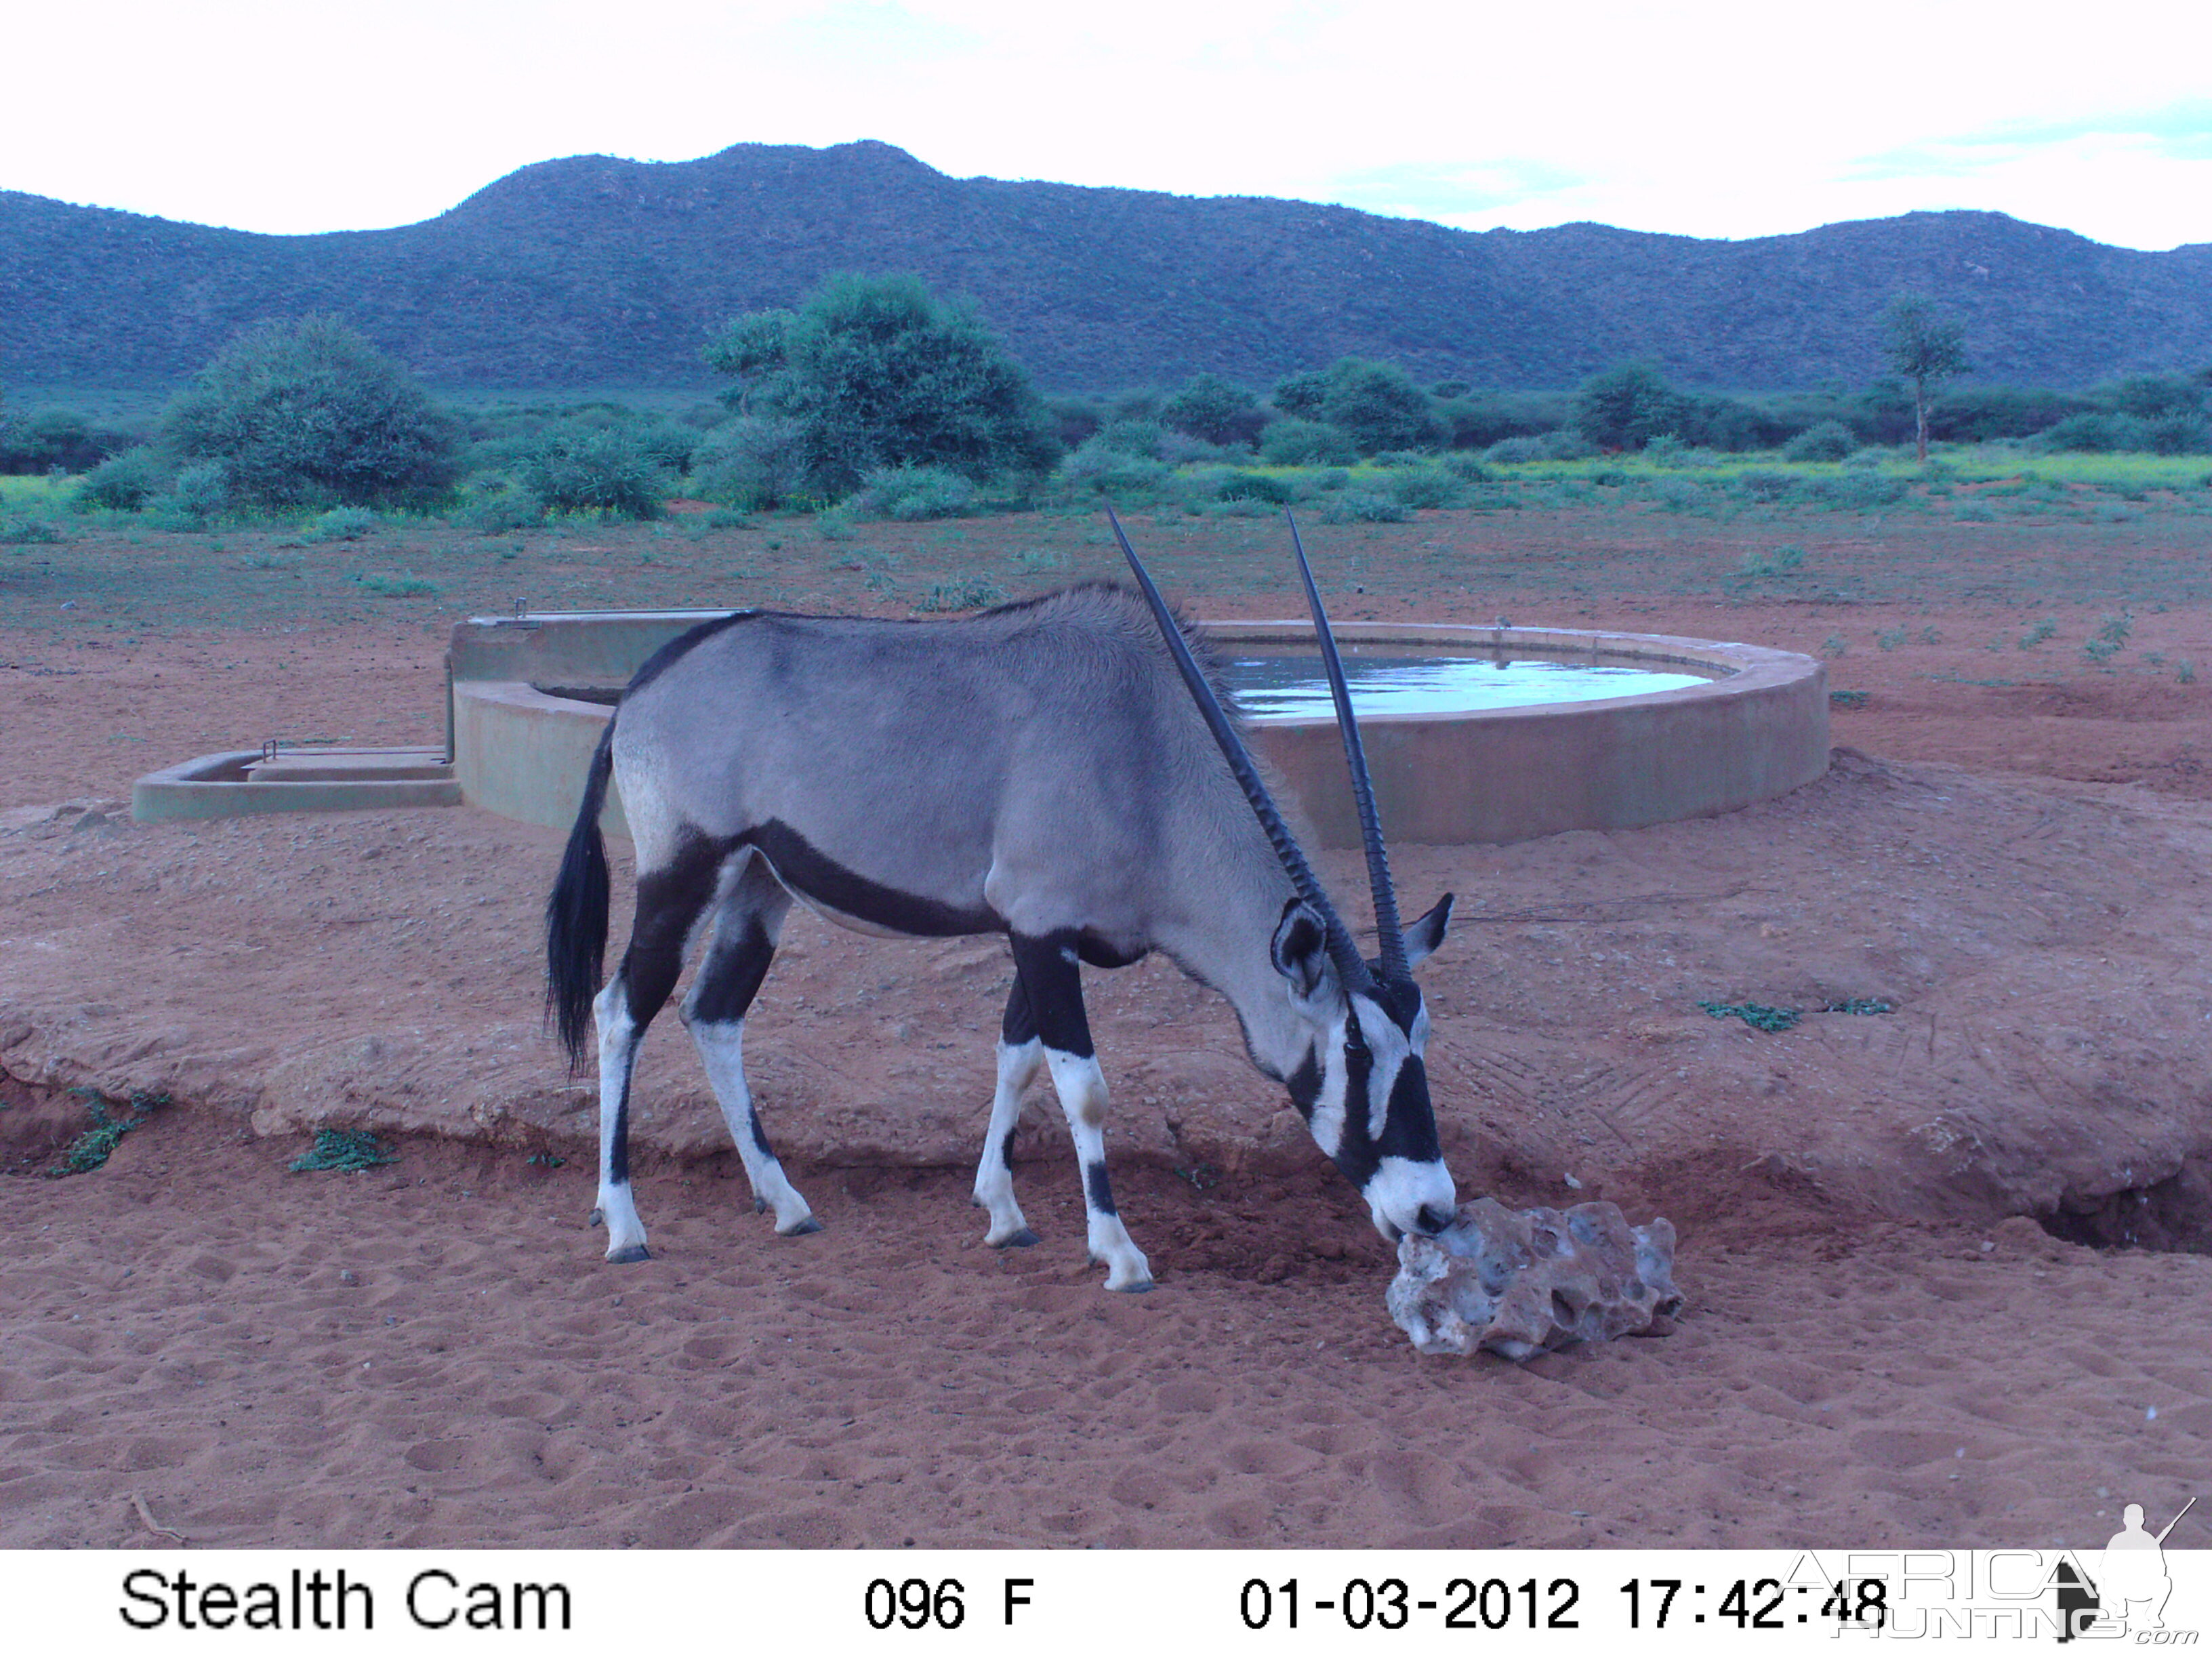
[1258,419,1357,466]
[1387,465,1459,509]
[1055,438,1172,498]
[1321,489,1409,523]
[1160,373,1263,447]
[1437,390,1568,451]
[1088,419,1168,459]
[1272,359,1441,455]
[147,461,232,529]
[915,577,1008,612]
[73,446,169,511]
[703,272,1058,493]
[453,475,545,532]
[0,516,63,544]
[162,316,461,508]
[1809,473,1908,510]
[691,416,812,510]
[1218,470,1293,504]
[1784,420,1858,462]
[851,463,974,520]
[1571,362,1687,451]
[304,505,381,542]
[1926,384,2092,442]
[0,409,138,474]
[1482,435,1546,464]
[517,423,671,518]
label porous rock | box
[1387,1197,1682,1359]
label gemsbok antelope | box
[545,512,1457,1289]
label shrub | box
[0,516,63,544]
[1271,369,1330,419]
[1321,490,1409,523]
[147,461,232,529]
[1258,419,1357,467]
[1218,470,1294,504]
[162,316,461,508]
[453,476,545,532]
[1809,473,1908,510]
[0,409,138,474]
[1088,419,1168,459]
[1387,466,1459,509]
[73,447,169,512]
[1784,420,1858,462]
[915,577,1008,612]
[703,272,1059,493]
[516,424,670,518]
[851,463,975,520]
[1571,362,1687,451]
[1055,438,1173,499]
[304,506,381,541]
[1311,359,1442,453]
[1482,434,1546,464]
[1437,390,1568,451]
[691,416,812,510]
[1043,395,1105,451]
[1679,394,1790,451]
[2034,413,2144,453]
[1159,373,1263,447]
[2145,414,2212,455]
[1926,384,2092,442]
[1736,470,1795,502]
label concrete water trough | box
[132,744,460,821]
[446,609,1829,846]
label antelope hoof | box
[994,1227,1040,1250]
[607,1244,652,1265]
[779,1216,823,1237]
[753,1197,769,1214]
[587,1207,605,1226]
[1109,1275,1155,1294]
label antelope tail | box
[545,716,616,1070]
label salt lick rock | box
[1388,1197,1683,1359]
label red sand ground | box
[4,505,2209,1551]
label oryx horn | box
[1286,511,1406,979]
[1106,509,1372,994]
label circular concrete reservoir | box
[447,611,1828,847]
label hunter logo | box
[2057,1497,2199,1642]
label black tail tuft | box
[546,720,616,1071]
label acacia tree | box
[1570,361,1687,451]
[162,316,460,508]
[1883,293,1969,462]
[703,273,1056,493]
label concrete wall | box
[448,614,1828,848]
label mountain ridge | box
[4,140,2208,393]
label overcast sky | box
[7,0,2208,249]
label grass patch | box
[1821,997,1896,1015]
[289,1128,399,1172]
[352,572,440,597]
[46,1087,169,1176]
[1829,689,1869,708]
[1698,1000,1801,1033]
[914,577,1008,613]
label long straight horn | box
[1286,512,1406,979]
[1106,509,1371,993]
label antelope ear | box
[1270,900,1332,999]
[1404,893,1454,968]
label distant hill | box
[4,140,2209,394]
